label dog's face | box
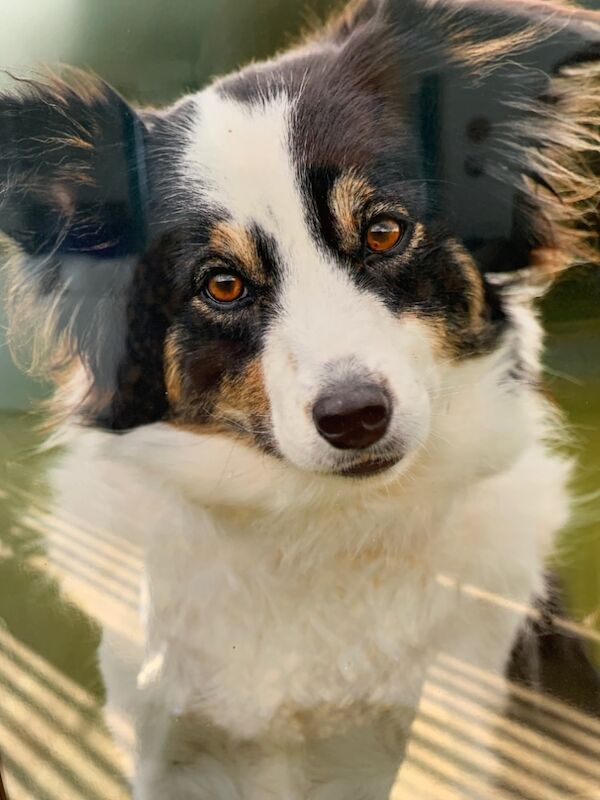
[1,0,599,490]
[161,83,503,480]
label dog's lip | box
[336,456,400,478]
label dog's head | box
[1,0,599,495]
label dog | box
[1,0,599,797]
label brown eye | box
[205,273,246,304]
[366,217,404,252]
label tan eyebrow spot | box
[329,171,374,251]
[209,221,262,280]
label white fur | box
[44,88,571,799]
[50,386,569,798]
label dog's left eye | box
[204,273,247,304]
[365,216,405,252]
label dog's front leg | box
[133,749,242,800]
[133,748,308,800]
[131,703,242,800]
[132,706,308,800]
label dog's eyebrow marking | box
[209,221,261,279]
[207,221,282,284]
[329,171,374,252]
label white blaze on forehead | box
[182,88,313,260]
[182,87,424,372]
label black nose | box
[312,383,391,450]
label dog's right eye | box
[365,216,405,253]
[203,273,248,305]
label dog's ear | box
[0,72,147,258]
[0,72,174,427]
[327,0,600,284]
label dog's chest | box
[141,525,465,740]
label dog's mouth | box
[335,456,401,478]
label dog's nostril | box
[360,404,388,430]
[312,384,391,450]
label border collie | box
[1,0,599,797]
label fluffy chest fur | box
[51,419,569,750]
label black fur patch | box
[156,220,281,444]
[508,573,600,717]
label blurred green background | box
[0,0,598,750]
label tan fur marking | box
[209,222,262,281]
[529,247,568,279]
[168,358,270,443]
[447,24,545,72]
[216,358,270,421]
[406,221,425,253]
[390,218,425,262]
[329,171,374,251]
[446,241,485,327]
[164,333,184,407]
[401,311,457,363]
